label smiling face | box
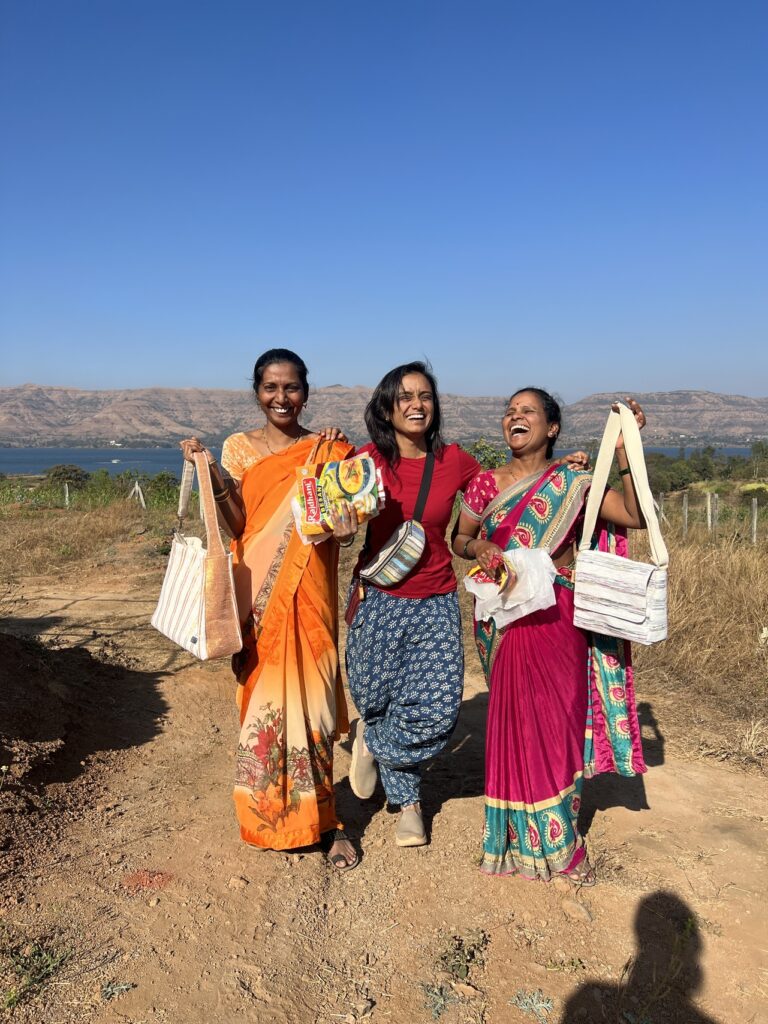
[502,389,559,456]
[256,361,307,431]
[389,372,435,446]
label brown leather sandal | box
[322,829,359,872]
[559,858,597,887]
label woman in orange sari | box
[180,349,358,869]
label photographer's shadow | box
[561,890,718,1023]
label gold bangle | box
[213,487,230,503]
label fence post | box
[682,491,688,539]
[706,492,712,533]
[713,492,719,539]
[129,480,147,510]
[64,482,70,508]
[753,497,759,546]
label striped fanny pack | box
[359,452,434,587]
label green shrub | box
[740,482,768,506]
[466,439,507,470]
[44,464,90,489]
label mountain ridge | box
[0,383,766,447]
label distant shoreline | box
[0,435,765,451]
[0,443,758,478]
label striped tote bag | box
[151,452,242,660]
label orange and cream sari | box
[221,432,352,849]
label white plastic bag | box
[463,549,557,628]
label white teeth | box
[510,425,528,435]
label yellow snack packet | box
[294,455,383,537]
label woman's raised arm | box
[597,397,647,530]
[179,437,246,539]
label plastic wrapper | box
[463,548,557,627]
[292,455,385,544]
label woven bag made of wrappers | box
[573,402,668,645]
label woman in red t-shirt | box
[342,361,480,848]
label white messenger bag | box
[151,453,242,660]
[573,402,668,645]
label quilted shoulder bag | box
[573,403,668,645]
[358,451,435,586]
[151,452,243,660]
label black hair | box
[508,386,562,458]
[365,361,445,466]
[252,348,309,399]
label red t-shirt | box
[354,442,481,598]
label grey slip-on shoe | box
[349,718,377,799]
[395,803,427,847]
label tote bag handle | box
[176,453,228,559]
[578,402,668,569]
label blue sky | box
[1,1,766,401]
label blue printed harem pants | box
[345,587,464,807]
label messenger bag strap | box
[412,451,435,521]
[358,449,434,565]
[578,403,668,568]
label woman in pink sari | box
[453,388,648,885]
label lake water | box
[0,445,755,476]
[645,446,753,458]
[0,447,216,477]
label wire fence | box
[655,490,766,545]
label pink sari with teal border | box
[470,463,646,880]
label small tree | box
[466,439,507,470]
[44,464,90,490]
[751,440,768,480]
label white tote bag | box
[573,402,668,645]
[151,452,242,660]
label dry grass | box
[632,532,768,706]
[618,532,768,770]
[0,502,174,583]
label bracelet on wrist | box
[337,535,355,548]
[462,538,475,559]
[619,467,631,477]
[213,486,231,503]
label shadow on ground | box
[561,890,719,1023]
[337,689,669,852]
[0,617,169,853]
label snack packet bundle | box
[292,455,384,541]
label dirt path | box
[1,568,766,1024]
